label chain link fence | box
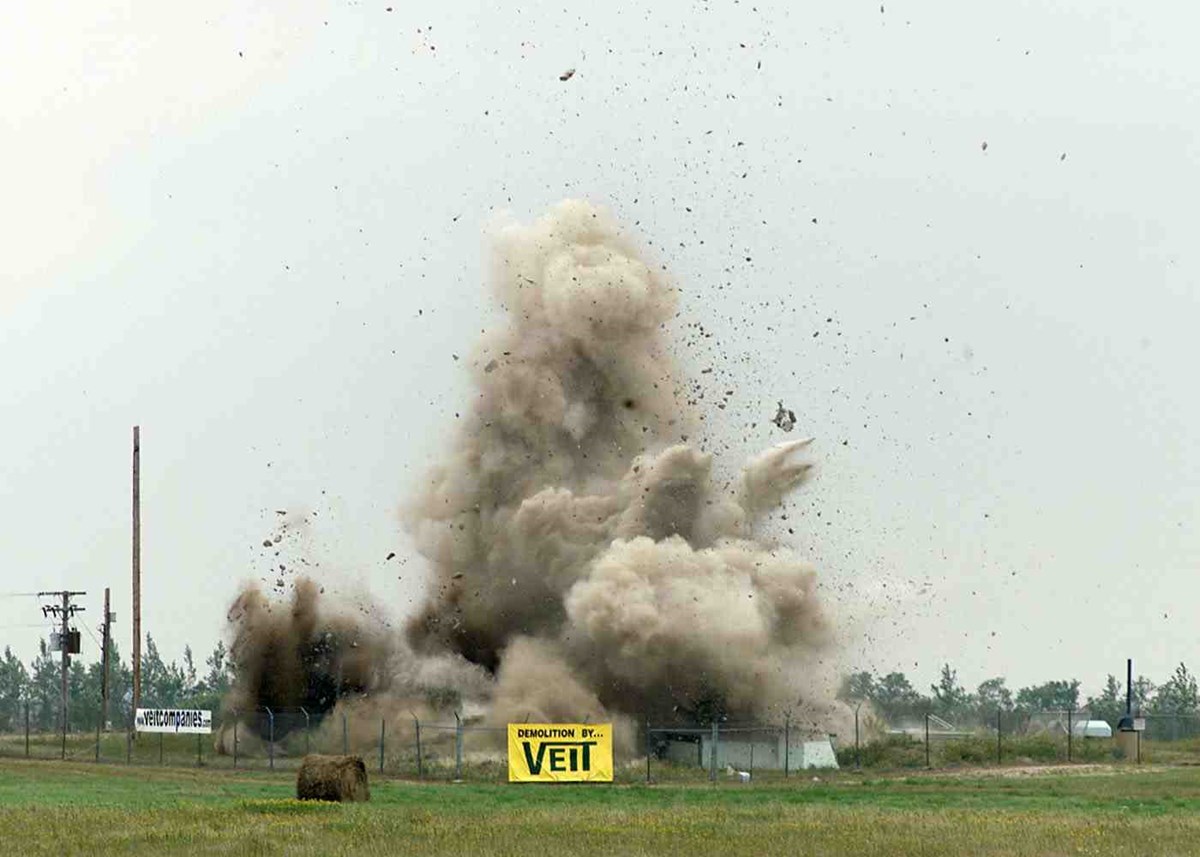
[2,703,1198,776]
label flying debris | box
[218,200,849,756]
[559,68,576,82]
[772,401,797,432]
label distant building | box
[659,728,838,771]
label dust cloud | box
[220,200,847,751]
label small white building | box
[662,731,838,771]
[1071,719,1113,738]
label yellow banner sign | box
[507,723,613,783]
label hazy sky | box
[2,1,1196,697]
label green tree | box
[975,677,1014,713]
[176,641,232,715]
[203,641,231,697]
[1133,676,1156,712]
[931,664,970,714]
[0,647,29,731]
[838,671,876,702]
[140,635,186,707]
[1015,679,1081,712]
[1087,674,1125,725]
[67,659,95,732]
[105,640,134,728]
[28,640,61,731]
[1151,663,1198,715]
[182,646,198,697]
[872,672,927,720]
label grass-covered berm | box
[4,758,1200,856]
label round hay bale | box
[296,754,370,802]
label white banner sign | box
[135,708,213,734]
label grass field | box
[4,758,1200,856]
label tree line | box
[0,637,232,733]
[840,663,1200,725]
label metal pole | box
[644,715,651,784]
[301,708,310,757]
[853,706,860,770]
[266,708,274,770]
[454,712,464,780]
[25,702,30,758]
[132,426,141,718]
[996,708,1002,764]
[1126,658,1133,719]
[342,712,348,755]
[1067,709,1073,762]
[233,718,238,769]
[785,713,792,777]
[380,719,386,774]
[95,717,101,763]
[709,721,718,782]
[197,732,201,768]
[925,712,930,768]
[749,735,754,781]
[413,714,423,780]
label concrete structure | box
[661,731,839,771]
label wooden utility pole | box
[101,587,112,730]
[132,426,141,716]
[38,590,85,759]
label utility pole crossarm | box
[36,590,86,759]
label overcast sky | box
[1,1,1196,697]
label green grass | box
[4,758,1200,855]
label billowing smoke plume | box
[407,200,836,727]
[221,200,844,747]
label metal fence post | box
[380,719,386,774]
[266,707,275,770]
[413,714,423,780]
[853,705,860,770]
[342,712,348,755]
[454,712,464,781]
[233,717,239,769]
[924,712,930,768]
[301,708,310,757]
[96,717,101,763]
[996,708,1002,765]
[1067,709,1073,762]
[785,713,792,778]
[158,732,164,765]
[197,732,202,768]
[644,715,651,784]
[709,721,718,782]
[25,702,30,758]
